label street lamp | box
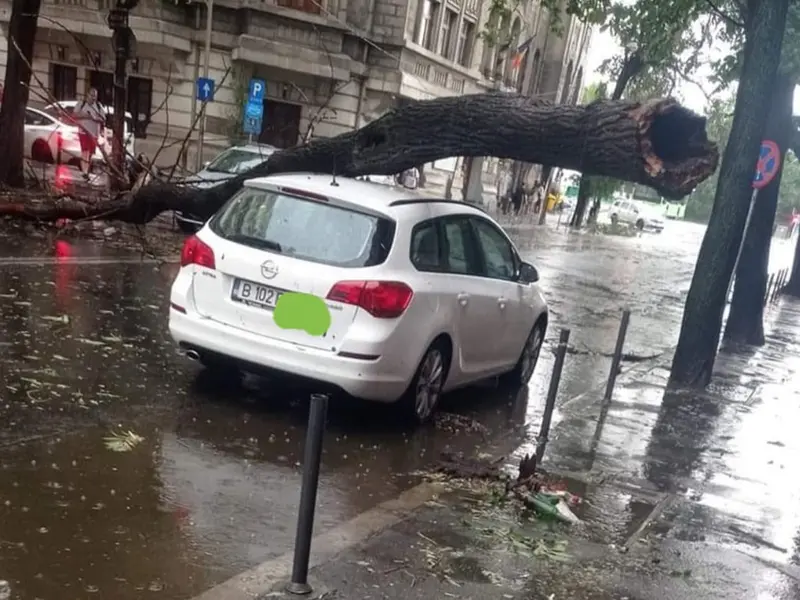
[196,0,213,171]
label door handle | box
[457,293,469,306]
[497,297,507,310]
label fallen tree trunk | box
[3,94,718,224]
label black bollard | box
[286,393,329,595]
[535,328,570,465]
[604,309,631,401]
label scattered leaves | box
[103,430,145,452]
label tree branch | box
[705,0,745,29]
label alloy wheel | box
[414,348,445,422]
[520,327,543,383]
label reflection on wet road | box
[0,221,795,599]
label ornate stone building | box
[0,0,591,171]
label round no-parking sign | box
[753,140,781,189]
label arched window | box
[527,49,541,96]
[570,66,584,104]
[559,60,574,104]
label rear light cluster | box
[327,281,413,319]
[181,235,216,269]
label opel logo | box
[261,260,278,280]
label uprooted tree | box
[6,93,719,225]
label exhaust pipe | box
[185,349,201,361]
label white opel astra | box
[169,174,548,424]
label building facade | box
[0,0,591,171]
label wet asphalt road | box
[0,220,794,599]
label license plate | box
[231,279,282,310]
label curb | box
[190,482,444,600]
[191,345,674,600]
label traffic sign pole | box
[728,140,782,303]
[196,0,214,171]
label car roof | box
[243,173,487,216]
[45,100,134,119]
[228,143,278,154]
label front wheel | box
[399,342,449,425]
[635,218,645,230]
[610,213,618,225]
[501,322,546,388]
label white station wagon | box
[169,174,549,424]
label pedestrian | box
[74,87,105,179]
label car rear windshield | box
[210,187,395,268]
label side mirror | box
[518,262,539,284]
[202,161,210,168]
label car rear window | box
[210,186,395,268]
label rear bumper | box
[169,308,410,402]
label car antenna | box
[330,156,339,187]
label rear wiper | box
[228,234,282,252]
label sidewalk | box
[201,299,800,600]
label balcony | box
[404,53,467,97]
[26,0,193,53]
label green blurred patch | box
[273,292,332,336]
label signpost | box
[244,78,266,142]
[196,77,215,102]
[728,140,783,302]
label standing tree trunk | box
[724,74,794,345]
[571,52,643,229]
[0,0,43,187]
[669,0,789,388]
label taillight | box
[180,235,216,269]
[327,281,413,318]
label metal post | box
[286,393,329,595]
[764,273,775,305]
[604,309,631,400]
[535,328,570,465]
[196,0,213,171]
[727,188,759,303]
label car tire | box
[610,214,618,225]
[398,340,450,425]
[501,320,546,388]
[635,219,645,230]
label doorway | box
[258,100,302,148]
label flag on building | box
[511,36,535,70]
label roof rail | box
[388,198,489,214]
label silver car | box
[175,143,277,233]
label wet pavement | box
[0,219,796,599]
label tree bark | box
[570,179,591,227]
[0,0,43,187]
[723,74,794,346]
[4,94,718,224]
[668,0,789,388]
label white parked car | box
[609,199,665,232]
[24,107,83,165]
[43,100,135,163]
[175,143,278,233]
[169,174,549,424]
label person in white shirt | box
[73,88,106,178]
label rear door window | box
[440,217,482,276]
[410,220,442,272]
[210,186,395,268]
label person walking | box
[74,88,105,179]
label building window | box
[457,19,475,66]
[276,0,321,15]
[128,76,153,139]
[416,0,440,51]
[439,9,458,59]
[88,70,114,106]
[50,63,77,101]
